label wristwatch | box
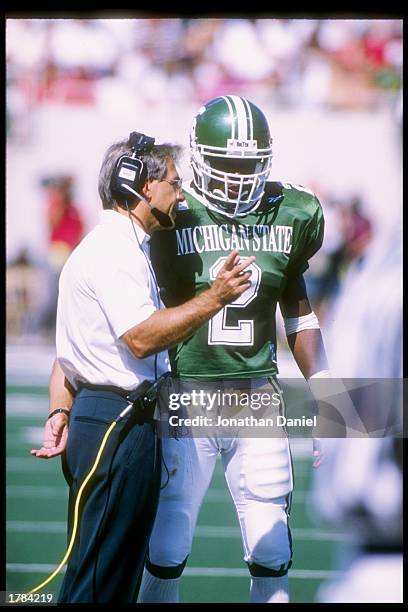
[47,408,70,420]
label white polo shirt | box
[56,209,170,390]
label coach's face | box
[146,159,184,231]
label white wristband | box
[284,311,320,336]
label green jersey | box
[151,181,324,380]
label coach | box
[31,132,254,603]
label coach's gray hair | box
[98,138,183,209]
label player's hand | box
[30,413,69,459]
[312,437,324,468]
[211,250,256,306]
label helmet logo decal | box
[227,138,257,152]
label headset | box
[110,131,174,228]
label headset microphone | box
[147,205,174,228]
[149,207,174,228]
[120,184,174,228]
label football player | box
[141,95,330,603]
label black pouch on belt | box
[119,376,169,439]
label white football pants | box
[148,433,293,570]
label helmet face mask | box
[190,95,273,217]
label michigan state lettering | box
[176,224,293,255]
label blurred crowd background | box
[5,15,403,603]
[6,16,402,346]
[6,18,403,111]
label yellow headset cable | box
[28,419,118,594]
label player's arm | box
[279,274,330,467]
[122,250,254,359]
[279,274,328,379]
[31,359,74,459]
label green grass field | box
[6,382,345,603]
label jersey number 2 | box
[208,256,261,346]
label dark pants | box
[58,388,161,603]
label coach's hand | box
[211,250,255,306]
[31,413,69,458]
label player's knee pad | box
[146,555,188,579]
[247,560,292,577]
[241,497,293,570]
[246,524,293,570]
[148,505,195,567]
[246,540,292,571]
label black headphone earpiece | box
[110,132,155,206]
[112,131,175,229]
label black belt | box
[77,382,132,400]
[76,381,157,425]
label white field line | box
[8,427,45,446]
[6,417,313,449]
[6,486,68,498]
[6,456,312,473]
[6,396,48,417]
[6,521,352,542]
[6,421,314,461]
[5,486,308,504]
[204,489,309,503]
[195,526,354,542]
[5,563,343,580]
